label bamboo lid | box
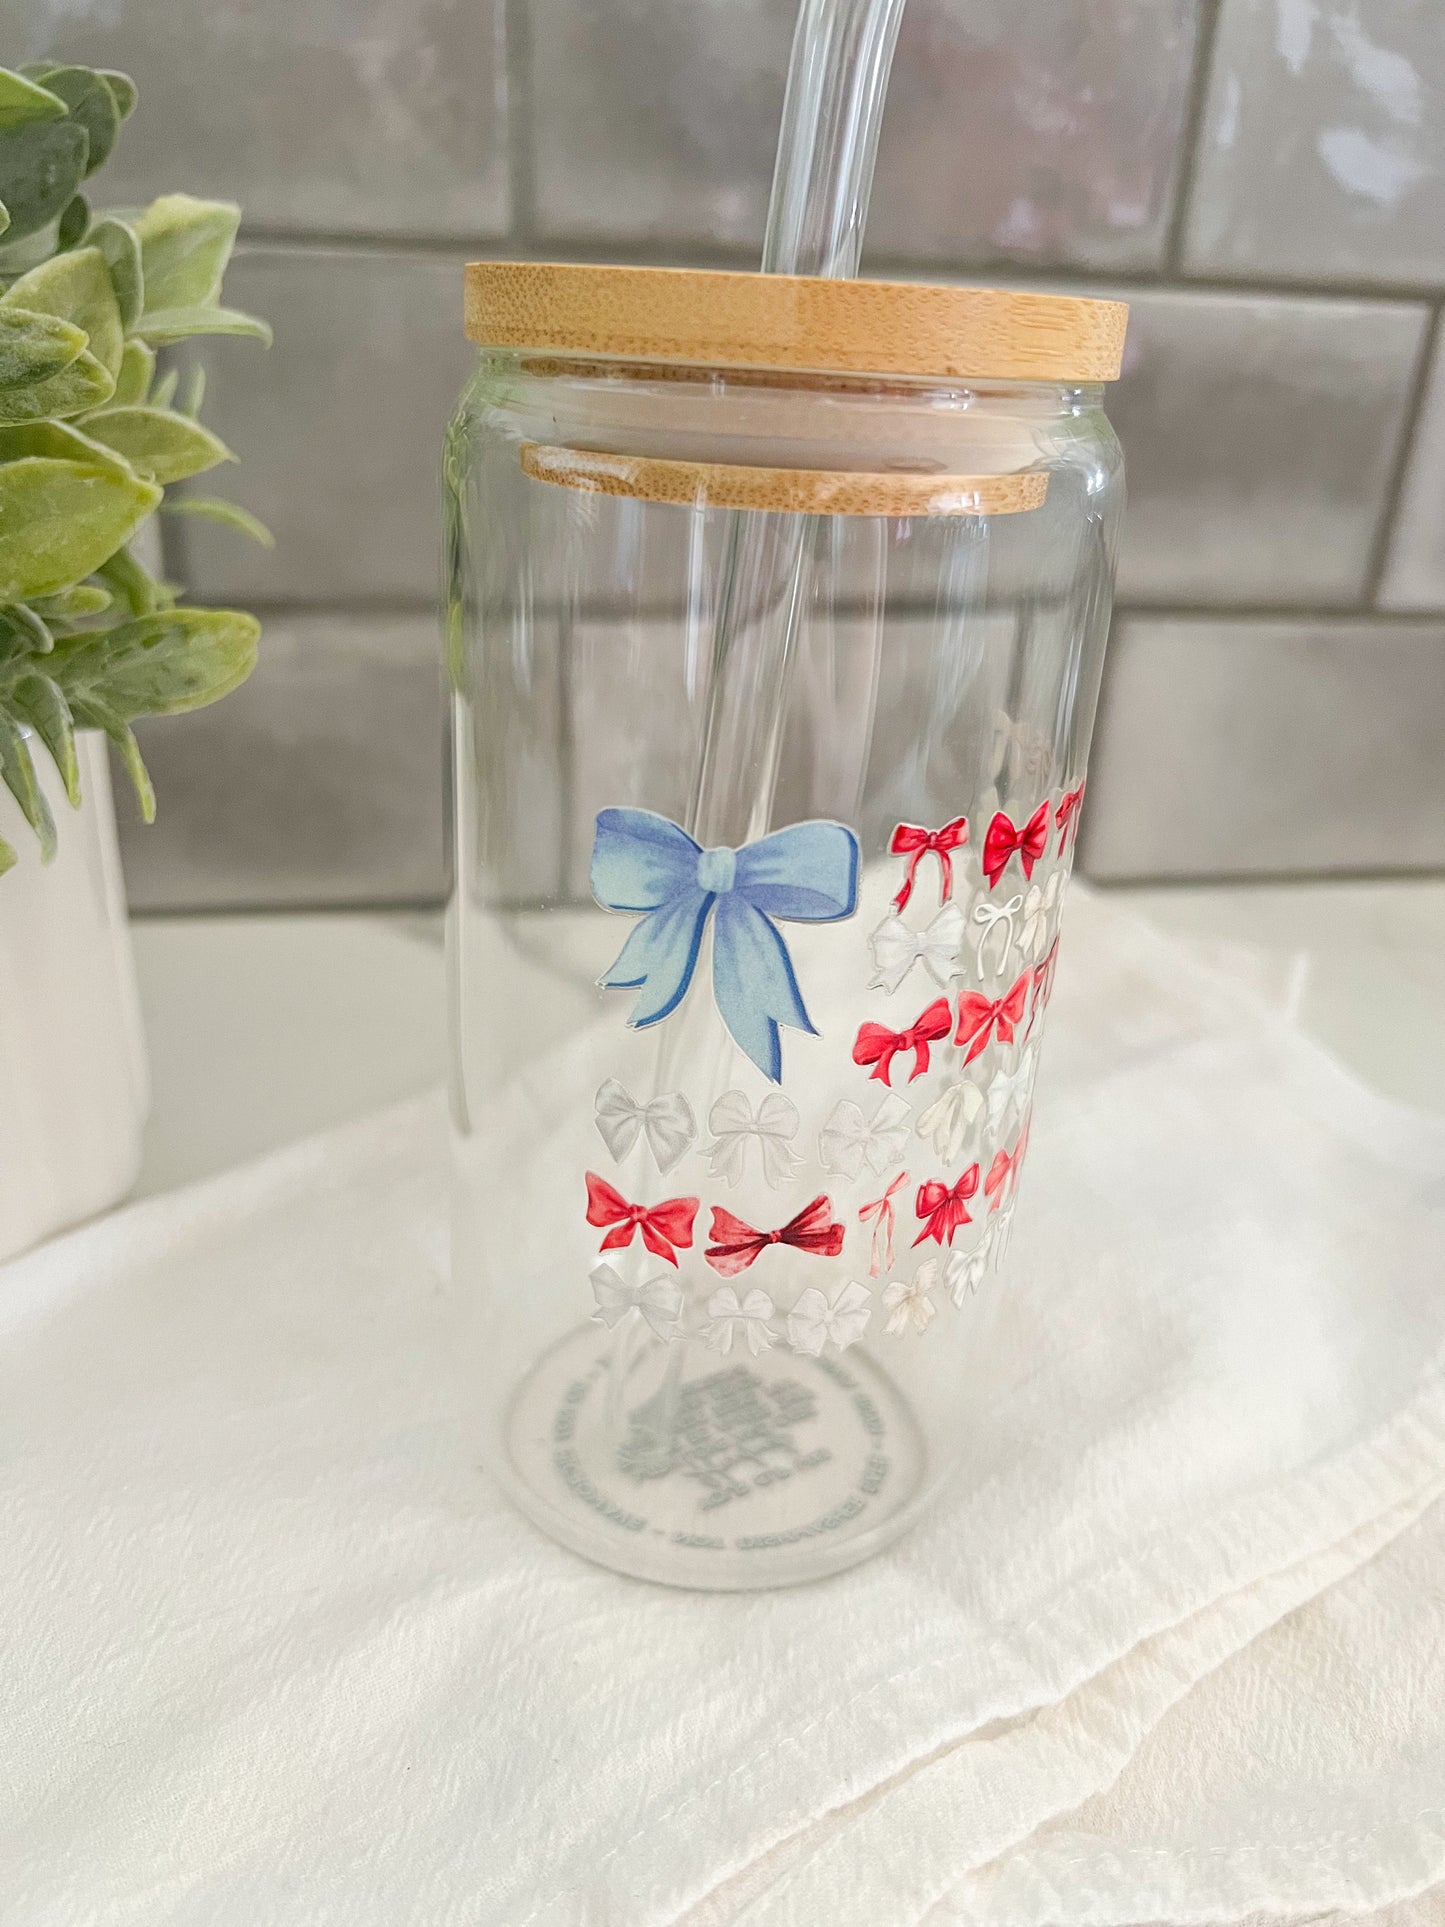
[465,262,1127,384]
[519,442,1049,516]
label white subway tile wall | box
[1381,325,1445,611]
[32,0,1442,904]
[1184,0,1445,288]
[116,616,447,911]
[15,0,510,238]
[1083,617,1445,879]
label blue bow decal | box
[591,808,860,1084]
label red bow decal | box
[1055,781,1086,855]
[889,816,968,913]
[913,1165,980,1247]
[982,803,1050,889]
[1031,935,1060,1024]
[984,1115,1032,1213]
[853,997,953,1086]
[860,1169,908,1276]
[954,970,1030,1063]
[585,1172,699,1268]
[705,1194,845,1277]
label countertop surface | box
[129,879,1445,1200]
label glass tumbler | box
[445,264,1127,1588]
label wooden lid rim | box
[519,442,1050,517]
[466,262,1127,383]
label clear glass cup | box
[444,265,1126,1588]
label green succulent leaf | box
[0,712,57,858]
[0,347,114,423]
[0,69,67,133]
[8,669,78,804]
[0,415,137,476]
[0,304,85,389]
[0,73,268,872]
[0,115,88,243]
[27,66,121,178]
[0,833,15,872]
[111,336,153,406]
[95,544,160,616]
[83,403,231,484]
[49,606,259,720]
[88,215,142,329]
[0,598,53,656]
[108,718,155,818]
[132,194,239,311]
[98,71,137,123]
[56,190,88,249]
[149,366,178,409]
[2,245,124,376]
[30,583,111,620]
[0,456,160,600]
[132,304,271,347]
[162,494,274,547]
[64,691,155,819]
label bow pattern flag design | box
[913,1166,981,1246]
[868,902,967,994]
[888,817,968,912]
[985,1114,1032,1212]
[584,1173,699,1267]
[593,1079,696,1173]
[954,970,1031,1062]
[591,808,859,1083]
[589,1263,684,1340]
[852,997,953,1086]
[703,1089,803,1188]
[704,1195,846,1277]
[1055,779,1086,854]
[982,802,1050,889]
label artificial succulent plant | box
[0,58,270,873]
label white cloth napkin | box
[930,1492,1445,1927]
[3,889,1444,1927]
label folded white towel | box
[3,889,1442,1926]
[933,1492,1445,1927]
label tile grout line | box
[1086,862,1445,891]
[228,225,1445,313]
[128,897,450,922]
[123,859,1445,922]
[1361,301,1443,609]
[231,598,1445,628]
[1161,0,1225,277]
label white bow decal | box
[916,1077,985,1162]
[594,1078,696,1174]
[1020,871,1062,960]
[867,902,966,995]
[818,1091,912,1181]
[985,1046,1036,1132]
[786,1280,872,1356]
[589,1262,684,1340]
[943,1244,987,1306]
[971,891,1024,977]
[702,1286,776,1357]
[703,1089,802,1188]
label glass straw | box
[687,0,909,849]
[616,1,910,1457]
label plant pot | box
[0,731,149,1261]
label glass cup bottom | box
[499,1320,928,1589]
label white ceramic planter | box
[0,732,149,1261]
